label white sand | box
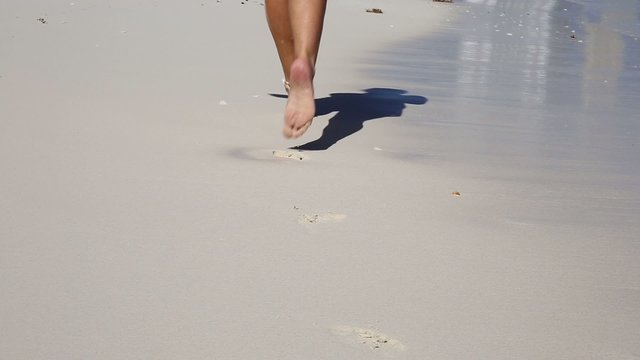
[1,0,639,359]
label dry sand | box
[1,0,640,359]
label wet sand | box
[1,0,639,359]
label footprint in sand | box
[329,325,406,351]
[293,206,346,224]
[227,148,308,162]
[298,212,346,224]
[272,149,307,161]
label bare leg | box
[265,0,294,81]
[265,0,327,138]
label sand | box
[1,0,639,359]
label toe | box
[291,120,312,138]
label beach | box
[1,0,639,359]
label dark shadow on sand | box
[271,88,427,151]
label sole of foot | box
[283,58,315,139]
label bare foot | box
[283,58,315,138]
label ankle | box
[290,57,315,80]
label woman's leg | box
[266,0,327,138]
[265,0,295,82]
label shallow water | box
[566,0,640,37]
[365,0,640,183]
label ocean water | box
[566,0,640,37]
[363,0,640,181]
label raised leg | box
[265,0,327,138]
